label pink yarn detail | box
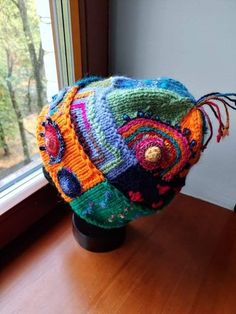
[44,124,60,157]
[128,191,143,202]
[204,100,224,143]
[197,100,224,143]
[157,184,170,195]
[151,200,164,209]
[71,101,90,130]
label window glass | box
[0,0,58,189]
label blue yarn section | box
[155,77,195,102]
[57,168,82,198]
[74,76,102,88]
[113,77,140,89]
[70,93,115,169]
[87,87,137,179]
[49,87,68,115]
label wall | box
[109,0,236,209]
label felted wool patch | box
[36,76,236,228]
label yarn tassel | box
[210,98,230,137]
[199,107,213,151]
[196,93,236,149]
[197,92,236,108]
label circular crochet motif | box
[118,118,191,180]
[40,119,65,164]
[57,168,82,198]
[45,124,59,157]
[135,137,165,171]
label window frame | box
[0,0,109,249]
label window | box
[0,0,108,248]
[0,0,85,248]
[0,0,82,213]
[0,0,58,193]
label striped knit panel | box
[86,87,138,179]
[70,95,108,167]
[70,86,138,180]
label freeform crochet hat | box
[36,76,236,228]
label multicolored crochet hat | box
[36,76,236,228]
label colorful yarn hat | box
[36,76,236,228]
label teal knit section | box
[70,180,154,229]
[107,88,193,126]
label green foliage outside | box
[0,0,47,176]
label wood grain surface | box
[1,194,236,314]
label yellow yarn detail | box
[144,146,162,162]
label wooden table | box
[1,194,236,314]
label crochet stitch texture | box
[36,76,236,228]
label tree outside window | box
[0,0,58,188]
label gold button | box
[144,146,162,162]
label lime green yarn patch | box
[70,180,154,229]
[107,88,193,126]
[87,77,112,88]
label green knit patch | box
[107,88,193,126]
[87,77,112,88]
[70,180,154,229]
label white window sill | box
[0,169,48,215]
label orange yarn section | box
[36,87,104,202]
[74,90,94,99]
[179,108,203,178]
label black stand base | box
[72,213,126,252]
